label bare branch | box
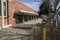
[57,7,60,11]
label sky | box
[18,0,42,11]
[17,0,60,11]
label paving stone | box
[0,19,42,40]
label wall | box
[7,0,16,26]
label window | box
[0,1,1,16]
[0,0,7,16]
[3,2,7,16]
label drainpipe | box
[1,0,4,28]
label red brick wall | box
[0,0,36,26]
[14,0,36,13]
[0,0,16,26]
[0,17,2,26]
[0,17,7,26]
[7,0,16,26]
[7,0,36,26]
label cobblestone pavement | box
[0,27,33,40]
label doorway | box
[16,15,23,24]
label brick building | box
[0,0,39,28]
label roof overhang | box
[14,9,39,16]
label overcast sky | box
[18,0,42,11]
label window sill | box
[0,16,7,18]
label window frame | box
[3,2,7,16]
[0,1,2,16]
[0,0,7,17]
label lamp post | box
[43,21,47,40]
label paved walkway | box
[0,27,33,40]
[23,18,43,24]
[15,18,43,27]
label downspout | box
[7,0,9,25]
[1,0,4,28]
